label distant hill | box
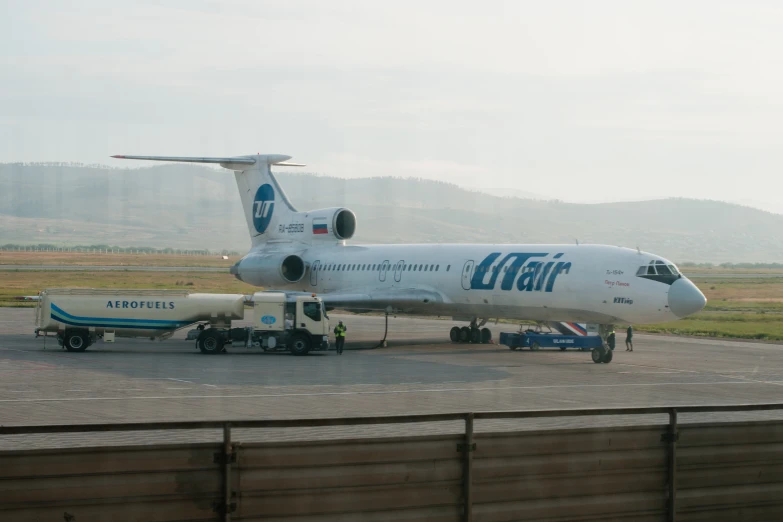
[1,162,782,263]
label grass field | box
[0,251,241,267]
[0,270,257,307]
[632,277,783,340]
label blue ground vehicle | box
[499,331,604,352]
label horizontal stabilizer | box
[111,155,256,165]
[111,155,306,168]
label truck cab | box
[252,292,330,355]
[195,292,330,355]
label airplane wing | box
[322,288,446,311]
[265,287,448,313]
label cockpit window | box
[636,261,681,285]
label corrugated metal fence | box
[2,404,783,521]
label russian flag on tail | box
[312,218,328,235]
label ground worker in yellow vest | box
[334,320,347,355]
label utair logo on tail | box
[253,184,275,233]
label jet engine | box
[332,208,356,240]
[308,207,356,240]
[231,253,306,287]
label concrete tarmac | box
[1,307,783,449]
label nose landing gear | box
[592,324,615,364]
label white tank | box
[35,289,246,339]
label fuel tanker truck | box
[34,288,330,355]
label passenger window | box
[303,301,322,322]
[436,265,440,271]
[447,265,450,271]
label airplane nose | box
[668,278,707,318]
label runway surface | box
[1,307,783,449]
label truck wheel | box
[480,328,492,344]
[602,349,614,364]
[531,342,540,351]
[198,330,224,354]
[64,332,89,352]
[592,347,605,364]
[560,346,567,351]
[289,334,311,356]
[450,326,461,343]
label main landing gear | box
[591,324,615,364]
[450,319,492,344]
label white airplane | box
[112,153,707,361]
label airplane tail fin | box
[111,154,305,247]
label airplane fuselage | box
[235,243,697,325]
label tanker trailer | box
[34,288,245,352]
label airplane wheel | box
[591,347,605,364]
[459,327,470,343]
[530,342,540,351]
[602,349,614,364]
[450,326,461,343]
[480,328,492,344]
[470,328,481,344]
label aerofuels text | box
[106,301,176,310]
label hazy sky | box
[2,1,783,212]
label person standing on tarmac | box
[334,320,347,355]
[607,329,616,351]
[626,325,634,351]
